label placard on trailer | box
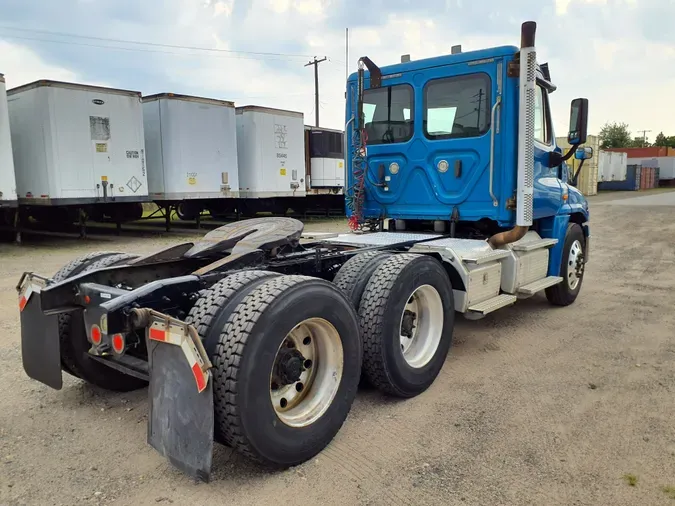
[7,80,148,205]
[0,74,17,207]
[143,93,239,200]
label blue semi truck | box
[17,21,591,481]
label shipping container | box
[236,106,306,199]
[598,165,641,191]
[0,74,17,207]
[7,80,148,207]
[628,157,675,180]
[606,146,675,158]
[143,93,239,201]
[556,134,599,196]
[598,151,628,182]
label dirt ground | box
[1,192,675,506]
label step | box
[462,249,511,265]
[517,276,563,295]
[467,294,517,315]
[511,238,558,252]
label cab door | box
[532,82,563,218]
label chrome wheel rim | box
[567,239,584,290]
[399,284,444,368]
[270,318,343,428]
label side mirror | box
[568,98,589,145]
[575,146,593,160]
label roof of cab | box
[347,45,519,83]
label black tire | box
[58,253,147,392]
[176,201,200,221]
[212,275,362,467]
[546,223,586,306]
[333,251,393,309]
[186,270,280,355]
[52,251,126,376]
[185,270,279,443]
[359,254,454,398]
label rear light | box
[90,325,102,345]
[111,334,125,355]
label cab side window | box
[534,85,552,145]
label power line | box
[0,25,314,59]
[0,33,309,62]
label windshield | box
[362,84,413,145]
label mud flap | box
[147,336,214,482]
[20,291,62,390]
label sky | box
[0,0,673,143]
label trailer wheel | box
[359,254,454,398]
[58,253,147,392]
[546,223,586,306]
[212,275,361,467]
[176,201,201,221]
[333,251,392,309]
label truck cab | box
[345,22,591,302]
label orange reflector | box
[84,295,91,304]
[562,194,569,201]
[112,334,125,354]
[19,295,27,312]
[149,327,166,342]
[192,363,207,393]
[90,325,102,345]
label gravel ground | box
[1,194,674,506]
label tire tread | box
[358,253,421,396]
[213,275,320,463]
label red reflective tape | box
[149,327,166,342]
[18,295,27,312]
[192,362,207,393]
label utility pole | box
[637,129,651,146]
[305,56,327,127]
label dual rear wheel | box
[334,252,455,397]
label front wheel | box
[546,223,586,306]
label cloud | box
[0,41,78,87]
[0,0,672,143]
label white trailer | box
[143,94,239,217]
[7,80,148,223]
[305,126,344,189]
[0,74,17,208]
[236,106,306,212]
[303,125,345,215]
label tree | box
[654,132,668,146]
[654,132,675,148]
[599,122,632,149]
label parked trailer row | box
[0,78,345,237]
[0,74,17,215]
